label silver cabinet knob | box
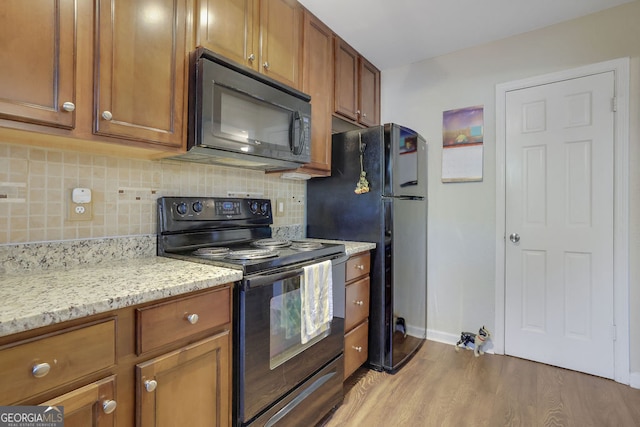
[509,233,520,243]
[185,313,199,324]
[353,300,364,306]
[144,379,157,392]
[62,102,75,112]
[362,112,367,118]
[102,400,117,414]
[356,110,361,115]
[352,346,362,352]
[248,53,255,62]
[32,362,51,378]
[263,61,270,70]
[101,111,113,121]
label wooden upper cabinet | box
[0,0,77,128]
[195,0,257,68]
[196,0,301,89]
[358,56,380,127]
[298,10,334,176]
[333,36,380,127]
[259,0,301,88]
[95,0,188,147]
[333,37,359,122]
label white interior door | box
[504,71,615,378]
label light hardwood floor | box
[322,340,640,426]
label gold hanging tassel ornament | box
[355,133,370,194]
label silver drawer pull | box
[353,300,364,306]
[102,399,117,414]
[355,264,364,270]
[352,346,362,352]
[185,313,199,324]
[32,362,51,378]
[144,379,157,392]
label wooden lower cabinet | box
[42,375,117,427]
[343,251,371,380]
[136,332,230,427]
[0,286,233,427]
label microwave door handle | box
[290,111,303,155]
[244,268,304,290]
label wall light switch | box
[276,198,285,217]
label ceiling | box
[298,0,635,70]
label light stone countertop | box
[307,239,376,256]
[0,257,242,338]
[0,236,375,339]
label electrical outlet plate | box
[276,198,285,217]
[68,201,93,221]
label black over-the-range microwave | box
[167,47,311,171]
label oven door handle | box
[244,268,304,290]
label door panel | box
[505,71,615,378]
[0,0,76,128]
[95,0,187,147]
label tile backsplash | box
[0,142,306,244]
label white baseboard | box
[426,329,459,345]
[630,372,640,389]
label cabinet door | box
[42,376,117,427]
[333,37,358,122]
[196,0,258,70]
[95,0,188,147]
[136,332,231,427]
[358,57,380,127]
[0,0,76,128]
[300,10,333,175]
[259,0,301,89]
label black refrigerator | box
[307,123,427,373]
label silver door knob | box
[185,313,199,324]
[32,362,51,378]
[144,379,157,392]
[62,102,75,112]
[101,111,113,121]
[509,233,520,243]
[102,400,117,414]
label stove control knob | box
[192,201,203,213]
[260,202,269,215]
[250,201,259,214]
[176,202,188,215]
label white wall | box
[381,2,640,378]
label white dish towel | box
[300,260,333,344]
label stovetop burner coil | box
[227,248,280,260]
[290,241,324,251]
[251,238,291,249]
[193,247,230,258]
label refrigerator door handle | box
[399,180,418,187]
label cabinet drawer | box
[345,252,370,282]
[345,276,370,331]
[344,320,368,380]
[136,287,230,355]
[0,319,116,404]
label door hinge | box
[612,324,617,341]
[611,97,617,112]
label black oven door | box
[235,260,345,426]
